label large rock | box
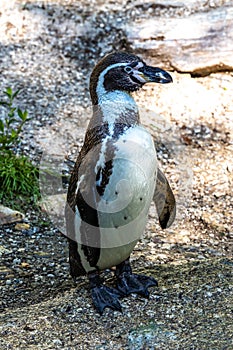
[0,205,25,225]
[126,5,233,75]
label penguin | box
[65,51,175,314]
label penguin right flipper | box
[153,168,176,229]
[65,137,101,278]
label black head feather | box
[90,52,144,105]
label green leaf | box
[17,108,23,119]
[0,101,9,106]
[11,129,18,138]
[22,110,28,120]
[12,89,21,99]
[4,87,13,98]
[0,120,4,132]
[17,108,28,121]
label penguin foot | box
[88,270,122,314]
[91,285,122,314]
[115,258,158,297]
[117,272,158,297]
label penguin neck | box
[97,90,140,133]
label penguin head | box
[90,51,173,105]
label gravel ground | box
[0,1,233,349]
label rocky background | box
[0,0,232,349]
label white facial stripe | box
[96,62,128,98]
[131,61,148,83]
[133,62,144,70]
[96,61,146,98]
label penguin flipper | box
[153,168,176,229]
[68,238,86,277]
[66,138,103,276]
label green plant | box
[0,87,28,150]
[0,87,40,203]
[0,151,40,201]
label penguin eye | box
[124,66,133,74]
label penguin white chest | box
[73,125,157,272]
[95,125,157,269]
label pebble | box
[14,223,30,231]
[12,258,21,265]
[52,339,63,346]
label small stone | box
[52,339,63,346]
[20,262,30,269]
[13,258,21,265]
[15,223,30,231]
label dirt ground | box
[0,1,232,349]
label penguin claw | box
[117,273,158,297]
[91,285,123,314]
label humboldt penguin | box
[65,51,175,314]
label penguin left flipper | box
[153,168,176,229]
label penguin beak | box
[142,66,173,84]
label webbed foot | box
[91,285,122,314]
[117,273,158,297]
[88,271,122,314]
[116,259,158,297]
